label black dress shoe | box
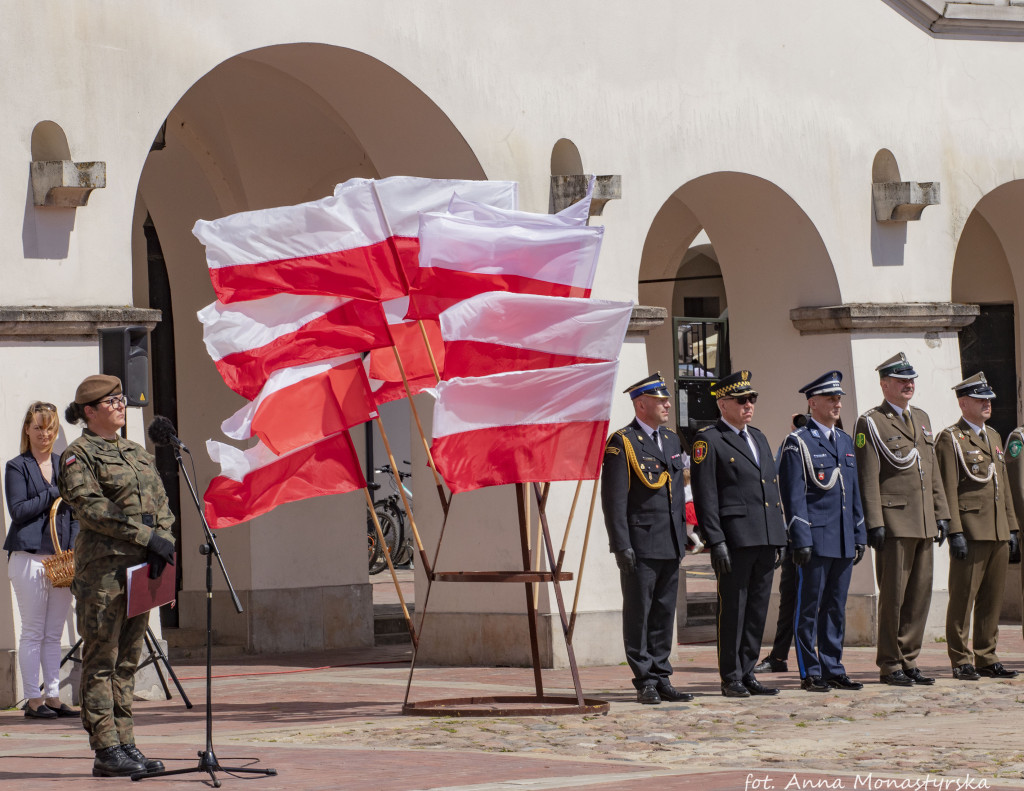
[24,702,57,719]
[953,663,981,681]
[977,662,1019,679]
[93,745,145,778]
[879,670,914,686]
[742,676,780,696]
[754,655,789,674]
[636,685,661,704]
[655,683,694,702]
[122,744,165,773]
[903,667,934,685]
[801,675,830,692]
[826,674,863,690]
[50,702,79,718]
[721,680,751,698]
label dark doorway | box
[959,304,1017,439]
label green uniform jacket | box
[935,419,1016,541]
[1003,427,1024,532]
[57,429,175,576]
[854,401,950,538]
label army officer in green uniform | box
[58,375,176,777]
[935,372,1019,680]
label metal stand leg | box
[136,627,193,709]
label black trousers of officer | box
[717,545,776,683]
[768,552,797,660]
[621,557,679,690]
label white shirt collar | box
[721,418,745,435]
[963,418,985,437]
[885,400,908,417]
[635,417,659,440]
[810,418,836,439]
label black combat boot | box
[122,743,165,773]
[93,744,145,777]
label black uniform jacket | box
[600,419,685,560]
[690,420,787,549]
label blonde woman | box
[4,401,78,719]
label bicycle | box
[367,462,413,574]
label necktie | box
[828,431,837,449]
[902,409,913,429]
[741,430,759,465]
[653,429,662,452]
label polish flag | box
[428,361,618,493]
[204,433,366,529]
[198,293,392,401]
[193,179,404,304]
[440,293,632,380]
[343,176,519,285]
[447,176,593,226]
[365,297,445,405]
[220,355,378,456]
[405,214,603,320]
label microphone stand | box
[133,443,276,785]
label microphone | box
[147,415,190,453]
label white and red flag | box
[342,176,519,285]
[220,355,377,456]
[447,176,593,226]
[204,433,366,529]
[440,292,632,380]
[198,293,392,401]
[428,361,619,493]
[193,179,405,304]
[405,214,603,320]
[365,297,445,405]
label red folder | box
[126,555,176,618]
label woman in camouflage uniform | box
[58,375,176,778]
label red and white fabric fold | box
[220,355,378,456]
[428,361,618,493]
[440,292,632,379]
[198,293,392,401]
[365,297,445,405]
[406,214,603,320]
[447,176,593,226]
[203,433,366,529]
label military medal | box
[972,464,980,473]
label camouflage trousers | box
[73,561,148,750]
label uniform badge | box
[1010,440,1023,459]
[604,446,620,455]
[64,455,77,466]
[810,429,820,438]
[855,433,866,448]
[922,427,932,437]
[972,464,980,474]
[957,432,965,440]
[693,440,708,464]
[818,471,826,481]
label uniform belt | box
[141,514,156,527]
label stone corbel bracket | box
[31,160,107,207]
[872,181,939,223]
[628,305,667,336]
[0,306,160,342]
[550,174,622,216]
[790,302,978,336]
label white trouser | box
[8,551,74,699]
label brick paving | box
[2,567,1023,790]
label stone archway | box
[130,43,491,653]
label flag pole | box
[532,483,547,604]
[364,486,417,647]
[567,478,600,643]
[555,480,584,573]
[417,320,442,382]
[374,415,431,576]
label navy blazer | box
[4,451,78,554]
[690,420,787,549]
[778,424,866,558]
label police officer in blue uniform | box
[779,371,866,692]
[690,370,788,698]
[601,372,692,704]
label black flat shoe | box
[49,702,78,718]
[754,655,788,674]
[742,676,780,696]
[826,674,863,690]
[24,703,57,719]
[636,684,661,704]
[903,667,934,685]
[977,662,1018,679]
[655,683,694,702]
[721,680,750,698]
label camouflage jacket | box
[57,429,175,574]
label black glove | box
[854,544,865,565]
[614,548,636,575]
[935,519,949,547]
[866,526,885,550]
[774,545,787,569]
[792,546,812,567]
[146,533,176,580]
[1010,532,1021,565]
[948,533,968,561]
[710,542,732,576]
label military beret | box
[74,374,122,405]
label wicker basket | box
[42,497,74,588]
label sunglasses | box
[32,402,56,412]
[730,395,758,405]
